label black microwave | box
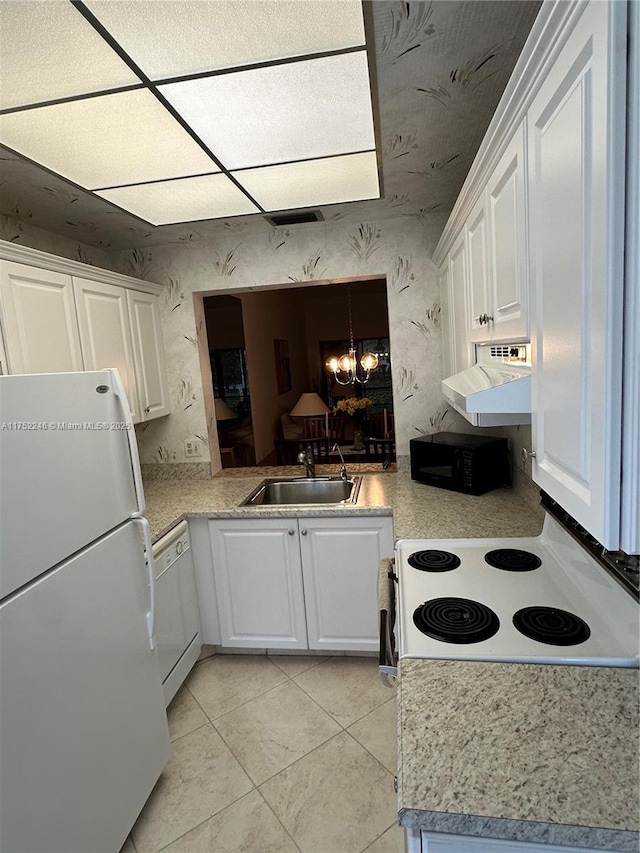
[410,432,510,495]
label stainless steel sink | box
[240,475,362,506]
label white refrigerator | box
[0,370,170,853]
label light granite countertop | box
[398,659,639,852]
[143,466,544,544]
[142,468,638,851]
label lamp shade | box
[214,397,237,420]
[290,392,330,417]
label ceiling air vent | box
[264,210,324,227]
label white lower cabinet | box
[209,518,308,649]
[208,515,393,652]
[300,516,394,651]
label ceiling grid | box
[0,0,379,225]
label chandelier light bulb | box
[360,352,379,371]
[338,352,356,372]
[325,284,380,385]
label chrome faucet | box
[332,443,349,481]
[297,445,315,479]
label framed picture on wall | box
[274,338,291,395]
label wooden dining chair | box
[274,437,331,465]
[364,437,396,463]
[302,416,328,439]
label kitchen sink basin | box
[240,475,362,506]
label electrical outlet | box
[184,439,203,458]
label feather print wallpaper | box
[0,1,541,474]
[108,211,479,468]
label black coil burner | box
[485,549,542,572]
[413,597,500,644]
[408,550,461,572]
[513,606,591,646]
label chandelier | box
[326,285,379,385]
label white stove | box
[394,513,639,668]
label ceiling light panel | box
[235,152,380,211]
[96,174,259,225]
[0,1,140,111]
[0,89,218,189]
[84,1,365,78]
[159,52,375,170]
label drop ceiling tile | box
[159,52,375,170]
[0,1,140,111]
[0,89,217,190]
[235,152,380,211]
[96,174,260,225]
[84,0,365,79]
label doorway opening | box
[199,276,393,470]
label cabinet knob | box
[144,406,151,413]
[288,529,295,536]
[301,529,307,536]
[521,448,537,464]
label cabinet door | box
[487,119,529,342]
[439,259,454,379]
[73,277,140,423]
[209,519,307,649]
[299,516,394,652]
[448,232,473,374]
[0,261,83,373]
[465,193,490,343]
[126,289,170,420]
[527,0,627,547]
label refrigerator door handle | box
[109,368,146,516]
[132,516,157,651]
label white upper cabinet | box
[74,277,140,422]
[438,259,453,380]
[465,193,490,343]
[448,231,472,375]
[0,245,170,424]
[486,120,529,342]
[0,261,84,374]
[126,290,170,421]
[465,119,529,344]
[527,0,627,547]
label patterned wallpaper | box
[0,2,540,249]
[109,211,478,466]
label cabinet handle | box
[521,448,537,464]
[288,529,295,536]
[301,529,307,536]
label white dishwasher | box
[152,520,202,706]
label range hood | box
[442,344,531,427]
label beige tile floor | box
[121,654,405,853]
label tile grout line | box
[252,787,304,853]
